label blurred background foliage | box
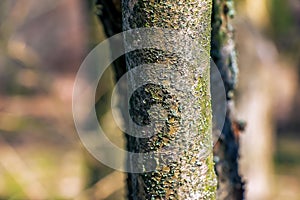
[0,0,299,199]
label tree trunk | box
[210,0,245,199]
[96,0,245,199]
[236,1,275,199]
[122,1,216,199]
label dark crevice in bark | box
[95,0,126,81]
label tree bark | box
[96,0,245,199]
[122,1,216,200]
[210,0,245,199]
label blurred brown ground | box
[0,0,125,199]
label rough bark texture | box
[96,0,245,199]
[122,1,217,200]
[210,0,245,199]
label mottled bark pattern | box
[123,0,216,200]
[210,0,245,199]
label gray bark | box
[96,0,245,199]
[122,1,216,200]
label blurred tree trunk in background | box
[235,0,298,199]
[235,24,276,199]
[236,1,274,200]
[210,0,245,199]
